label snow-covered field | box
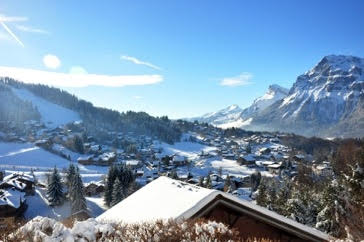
[0,142,106,184]
[12,88,81,128]
[0,142,72,171]
[159,140,217,160]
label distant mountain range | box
[188,55,364,138]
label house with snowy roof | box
[171,155,187,166]
[97,176,329,242]
[0,172,35,194]
[0,188,27,227]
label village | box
[0,118,334,230]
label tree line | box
[1,78,182,144]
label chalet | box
[0,189,27,227]
[238,154,256,165]
[97,176,329,242]
[77,152,116,166]
[313,163,333,177]
[258,147,271,155]
[171,155,186,166]
[0,173,35,194]
[293,154,306,162]
[267,163,283,174]
[35,139,52,149]
[84,182,104,196]
[125,159,143,169]
[136,169,144,177]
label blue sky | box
[0,0,363,118]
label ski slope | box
[12,88,81,128]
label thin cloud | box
[0,14,27,47]
[220,72,253,87]
[0,15,28,22]
[121,55,162,71]
[15,25,50,34]
[133,96,143,99]
[0,66,163,88]
[0,22,24,47]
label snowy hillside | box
[12,88,81,128]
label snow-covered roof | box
[0,188,25,208]
[97,176,329,241]
[97,176,214,223]
[241,154,255,162]
[172,155,186,162]
[125,160,141,166]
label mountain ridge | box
[188,55,364,138]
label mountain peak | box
[310,55,364,75]
[226,104,240,111]
[268,84,289,94]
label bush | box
[14,216,243,241]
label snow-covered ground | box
[0,142,107,184]
[158,141,217,160]
[24,188,106,220]
[155,138,269,178]
[12,88,81,128]
[0,142,72,171]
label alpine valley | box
[189,55,364,138]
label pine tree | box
[74,135,84,154]
[206,174,212,189]
[111,177,123,206]
[224,175,231,192]
[104,165,117,207]
[198,176,204,187]
[218,167,222,177]
[246,143,252,154]
[315,180,343,236]
[30,168,37,185]
[170,170,178,180]
[47,167,64,206]
[70,167,87,215]
[256,181,268,207]
[66,163,76,191]
[250,171,261,193]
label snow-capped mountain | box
[189,55,364,138]
[240,84,289,117]
[188,104,243,126]
[248,55,364,137]
[189,84,289,128]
